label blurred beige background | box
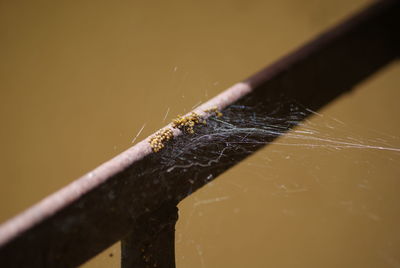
[1,0,400,267]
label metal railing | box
[0,1,399,267]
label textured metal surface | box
[0,0,399,267]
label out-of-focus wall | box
[2,0,399,267]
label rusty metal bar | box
[0,0,399,267]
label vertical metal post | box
[121,204,179,268]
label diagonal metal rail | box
[0,0,399,267]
